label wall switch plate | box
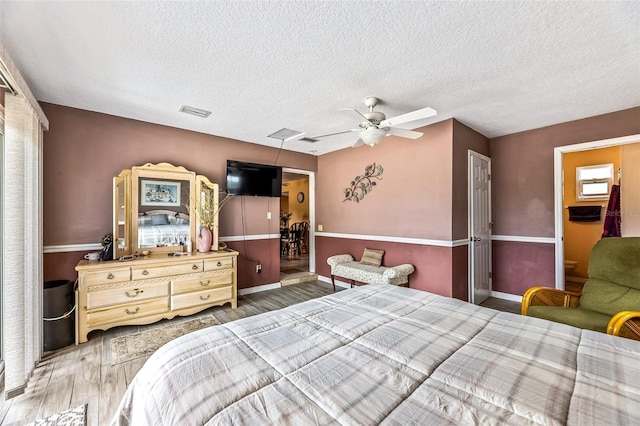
[318,224,323,231]
[256,264,262,273]
[267,211,271,219]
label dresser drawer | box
[87,298,169,327]
[82,268,130,286]
[86,280,170,310]
[204,257,233,271]
[131,261,203,280]
[172,270,233,295]
[172,286,232,310]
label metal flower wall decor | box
[343,162,383,202]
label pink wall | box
[490,107,640,294]
[452,120,491,240]
[315,236,459,297]
[316,120,454,240]
[43,100,640,298]
[492,241,555,295]
[491,107,640,237]
[315,119,486,300]
[41,103,316,288]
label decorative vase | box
[197,227,212,253]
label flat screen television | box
[226,160,282,197]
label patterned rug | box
[26,404,86,426]
[110,315,220,365]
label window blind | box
[3,93,44,398]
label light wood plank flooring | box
[0,281,519,425]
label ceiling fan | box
[313,97,437,147]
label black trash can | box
[43,280,75,351]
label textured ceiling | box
[1,1,638,155]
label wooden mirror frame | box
[113,162,218,259]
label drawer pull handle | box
[200,294,211,301]
[141,270,149,276]
[107,273,115,280]
[217,261,222,267]
[125,307,140,315]
[125,289,141,298]
[200,280,211,286]
[192,264,199,270]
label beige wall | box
[622,143,640,236]
[563,146,620,278]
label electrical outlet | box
[256,264,262,273]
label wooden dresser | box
[75,250,238,343]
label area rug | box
[25,404,87,426]
[110,315,220,365]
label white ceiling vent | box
[179,105,211,118]
[267,128,305,141]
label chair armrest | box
[607,311,640,341]
[382,264,415,279]
[327,254,354,267]
[521,286,581,315]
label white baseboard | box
[317,275,351,289]
[490,290,522,303]
[237,282,281,295]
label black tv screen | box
[226,160,282,197]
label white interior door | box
[469,151,492,304]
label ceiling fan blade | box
[340,107,373,124]
[312,128,360,139]
[386,127,424,139]
[380,107,437,127]
[352,139,365,148]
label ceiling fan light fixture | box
[359,127,387,146]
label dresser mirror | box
[113,162,218,259]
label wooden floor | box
[0,281,520,425]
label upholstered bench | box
[327,253,415,292]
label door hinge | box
[489,271,492,279]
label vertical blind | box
[3,94,44,398]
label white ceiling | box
[1,1,638,155]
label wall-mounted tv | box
[226,160,282,197]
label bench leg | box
[330,275,336,292]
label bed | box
[137,210,190,248]
[112,284,640,425]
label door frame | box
[553,133,640,289]
[282,167,315,273]
[468,150,492,304]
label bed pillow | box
[360,248,384,267]
[175,212,189,225]
[150,213,169,225]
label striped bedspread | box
[112,284,640,425]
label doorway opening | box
[554,134,640,290]
[280,169,315,283]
